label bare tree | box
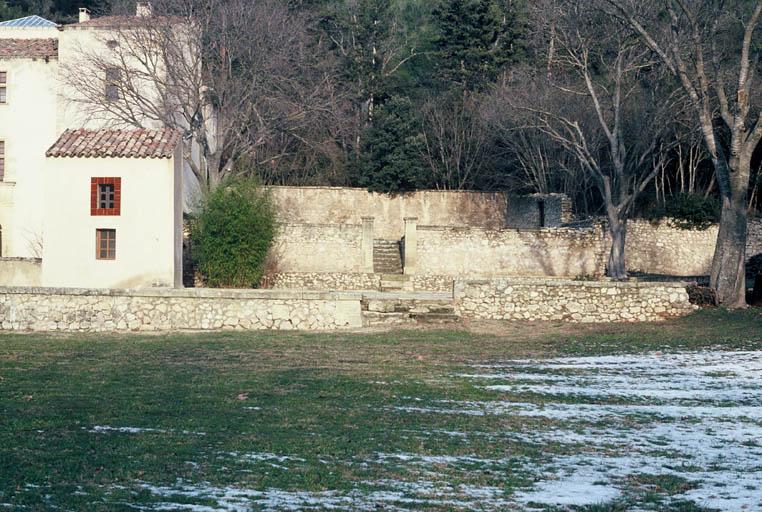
[62,0,341,196]
[605,0,762,306]
[420,95,490,190]
[493,2,682,278]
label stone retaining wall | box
[271,223,366,273]
[625,219,718,276]
[265,272,381,291]
[625,218,762,276]
[416,226,607,278]
[455,278,695,323]
[0,287,362,332]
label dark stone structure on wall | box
[506,193,573,228]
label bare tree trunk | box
[711,160,749,307]
[607,214,627,280]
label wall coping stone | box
[417,225,599,234]
[0,286,362,301]
[455,278,687,292]
[277,222,362,229]
[266,185,507,195]
[0,257,42,263]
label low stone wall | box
[0,258,42,287]
[411,274,454,292]
[265,272,381,291]
[416,226,607,278]
[0,287,362,332]
[455,278,695,323]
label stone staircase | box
[360,292,460,327]
[373,239,403,274]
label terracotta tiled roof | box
[0,38,58,59]
[46,128,181,159]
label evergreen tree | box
[1,0,24,20]
[431,0,524,91]
[352,96,428,193]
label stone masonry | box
[0,287,362,332]
[455,278,696,323]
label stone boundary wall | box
[415,226,607,278]
[625,219,718,276]
[455,278,696,323]
[271,223,365,273]
[0,258,41,287]
[624,218,762,276]
[265,272,381,291]
[748,219,762,262]
[0,287,362,332]
[268,186,508,239]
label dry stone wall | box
[415,226,607,278]
[271,223,365,273]
[625,219,718,276]
[625,218,762,276]
[748,219,762,261]
[266,272,381,291]
[455,278,696,323]
[0,287,362,332]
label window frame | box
[0,70,6,105]
[0,140,5,182]
[95,228,116,261]
[104,67,121,102]
[90,177,121,216]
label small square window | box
[96,229,116,260]
[91,177,121,215]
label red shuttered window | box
[90,177,121,215]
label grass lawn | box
[1,308,762,511]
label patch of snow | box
[87,426,206,436]
[463,350,762,510]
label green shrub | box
[191,178,276,288]
[637,193,720,230]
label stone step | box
[362,311,417,327]
[363,298,455,314]
[411,312,461,324]
[373,239,403,275]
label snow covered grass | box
[455,351,762,510]
[1,308,761,511]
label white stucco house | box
[0,4,187,289]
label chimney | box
[78,7,91,23]
[136,1,153,17]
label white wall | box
[42,151,182,289]
[0,55,58,258]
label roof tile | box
[0,38,58,59]
[46,128,181,159]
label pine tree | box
[352,96,428,193]
[0,1,24,21]
[431,0,524,92]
